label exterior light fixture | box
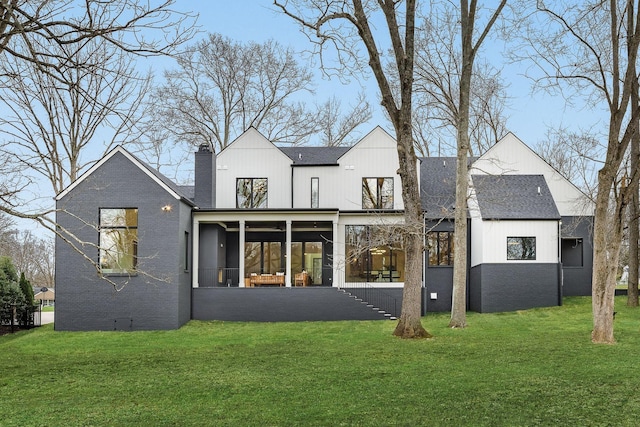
[161,205,172,212]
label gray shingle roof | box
[279,146,351,165]
[419,157,477,218]
[472,174,560,220]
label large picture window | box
[507,237,536,260]
[100,208,138,274]
[237,178,267,208]
[427,231,454,266]
[362,177,393,209]
[244,241,282,275]
[345,225,404,282]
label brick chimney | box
[194,143,215,208]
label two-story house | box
[54,127,593,331]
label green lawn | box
[2,296,640,426]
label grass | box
[2,296,640,426]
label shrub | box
[0,257,33,327]
[0,280,26,325]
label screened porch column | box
[333,219,339,287]
[285,219,292,287]
[239,219,246,287]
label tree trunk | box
[628,83,640,307]
[449,0,504,328]
[449,79,470,328]
[592,168,625,343]
[628,170,639,307]
[393,127,432,339]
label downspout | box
[291,166,294,209]
[558,219,563,306]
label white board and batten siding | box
[292,165,334,209]
[472,132,593,217]
[470,219,559,267]
[328,127,404,211]
[215,128,293,209]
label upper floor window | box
[311,177,319,208]
[237,178,267,208]
[99,208,138,274]
[507,237,536,260]
[362,177,393,209]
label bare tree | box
[626,70,640,307]
[0,230,54,287]
[145,33,321,152]
[628,121,639,306]
[0,0,196,291]
[315,93,372,146]
[412,5,509,157]
[515,1,640,343]
[0,0,195,207]
[275,0,431,338]
[537,126,602,196]
[0,213,16,253]
[447,0,506,329]
[0,37,150,195]
[0,1,196,76]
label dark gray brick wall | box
[55,152,191,331]
[562,216,593,296]
[192,287,399,321]
[469,263,561,313]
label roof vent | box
[298,153,303,160]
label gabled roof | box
[420,157,477,218]
[279,126,395,165]
[420,157,457,218]
[55,146,195,206]
[279,146,351,165]
[219,127,294,163]
[472,174,560,220]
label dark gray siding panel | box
[469,263,560,313]
[423,219,470,312]
[562,216,593,296]
[198,223,226,286]
[469,266,482,311]
[55,152,189,331]
[178,202,193,327]
[192,287,398,321]
[425,267,453,312]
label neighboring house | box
[54,128,594,331]
[34,288,55,307]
